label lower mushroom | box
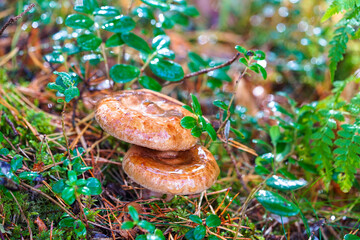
[122,144,220,196]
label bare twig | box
[163,53,240,86]
[0,3,35,36]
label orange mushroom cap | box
[95,89,197,151]
[122,145,220,195]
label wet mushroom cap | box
[122,145,220,195]
[95,89,197,151]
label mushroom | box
[95,89,197,151]
[122,145,220,195]
[95,89,219,196]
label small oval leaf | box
[77,34,102,51]
[110,64,140,83]
[102,15,135,33]
[255,190,299,217]
[149,58,184,81]
[65,14,94,29]
[138,76,162,92]
[266,175,307,191]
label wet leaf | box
[191,94,202,115]
[138,220,155,233]
[193,225,206,240]
[102,15,135,33]
[64,86,80,103]
[189,215,202,224]
[139,76,162,92]
[52,179,66,194]
[181,116,197,129]
[59,217,74,228]
[128,205,139,222]
[73,220,86,238]
[149,58,184,81]
[78,186,91,196]
[65,14,94,29]
[110,64,140,83]
[62,186,76,205]
[206,123,217,141]
[86,177,102,195]
[121,32,151,54]
[344,234,360,240]
[141,0,170,11]
[77,34,101,51]
[10,155,23,172]
[255,190,299,216]
[105,34,124,47]
[44,51,65,64]
[152,35,170,50]
[93,6,120,17]
[74,0,98,14]
[266,175,307,191]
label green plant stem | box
[206,59,251,148]
[62,102,71,161]
[124,51,158,89]
[10,191,33,240]
[96,26,109,80]
[77,195,88,228]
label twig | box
[0,3,35,36]
[163,53,240,86]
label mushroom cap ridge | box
[95,89,197,151]
[122,145,220,195]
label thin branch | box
[3,113,19,136]
[0,3,35,36]
[163,53,240,86]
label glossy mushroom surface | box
[95,89,197,151]
[122,145,220,195]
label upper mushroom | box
[95,89,198,151]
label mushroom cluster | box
[95,89,219,195]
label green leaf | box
[105,34,124,47]
[68,170,77,184]
[206,123,217,141]
[230,127,245,139]
[191,94,202,115]
[78,186,91,196]
[255,165,271,175]
[213,100,228,111]
[65,14,94,29]
[10,155,23,172]
[0,132,3,143]
[128,205,139,222]
[77,34,102,51]
[121,221,135,230]
[206,214,221,228]
[149,58,184,81]
[152,35,170,50]
[121,32,151,54]
[269,125,280,146]
[157,48,175,59]
[141,0,170,11]
[138,220,155,233]
[0,148,9,156]
[18,171,40,181]
[73,220,86,238]
[254,50,266,60]
[86,177,102,195]
[182,105,194,113]
[193,225,206,240]
[102,16,136,33]
[257,64,267,80]
[59,217,75,228]
[189,215,202,224]
[74,0,98,14]
[139,76,162,92]
[208,236,219,240]
[93,6,120,17]
[44,51,65,64]
[255,190,299,216]
[235,45,247,54]
[61,186,76,205]
[64,86,80,103]
[239,57,248,67]
[344,234,360,240]
[266,175,307,191]
[180,116,197,129]
[136,235,147,240]
[110,64,140,83]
